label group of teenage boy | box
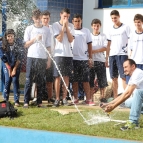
[1,7,143,130]
[23,8,109,108]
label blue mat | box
[0,126,141,143]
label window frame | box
[98,0,143,8]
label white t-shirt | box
[128,68,143,89]
[107,23,130,56]
[72,28,92,60]
[52,22,75,57]
[24,25,51,59]
[49,25,55,56]
[128,31,143,64]
[91,33,107,62]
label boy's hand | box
[35,34,42,42]
[11,68,16,77]
[88,59,93,68]
[63,17,68,27]
[105,59,109,67]
[46,60,51,69]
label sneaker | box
[62,99,71,106]
[48,98,55,103]
[71,99,79,105]
[14,103,20,107]
[32,98,37,102]
[86,100,95,106]
[82,100,95,106]
[100,98,107,103]
[52,100,60,107]
[120,121,139,131]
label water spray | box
[37,40,126,126]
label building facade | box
[36,0,83,24]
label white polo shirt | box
[128,68,143,89]
[72,27,92,60]
[52,22,75,57]
[107,23,130,56]
[128,31,143,64]
[24,25,51,59]
[91,33,107,62]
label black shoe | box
[48,98,55,103]
[100,98,107,103]
[52,100,60,107]
[62,99,71,106]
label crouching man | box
[101,59,143,131]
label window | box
[99,0,143,8]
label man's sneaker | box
[48,98,55,103]
[120,121,139,131]
[52,100,60,107]
[100,98,107,103]
[62,99,71,106]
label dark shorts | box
[71,60,90,82]
[53,57,73,77]
[126,64,143,84]
[109,55,128,79]
[46,61,54,82]
[90,61,108,88]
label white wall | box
[83,0,143,93]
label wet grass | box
[0,104,143,142]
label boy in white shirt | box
[90,19,108,103]
[71,14,94,106]
[52,8,74,107]
[23,9,51,108]
[106,10,131,98]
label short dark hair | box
[32,9,41,18]
[91,19,101,26]
[72,13,82,20]
[124,59,137,68]
[110,10,120,16]
[134,14,143,22]
[41,10,51,17]
[61,8,70,14]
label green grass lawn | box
[0,105,143,141]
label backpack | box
[0,101,18,119]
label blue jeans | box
[126,89,143,124]
[24,58,46,105]
[2,63,20,103]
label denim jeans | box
[2,63,20,103]
[24,57,47,105]
[126,89,143,124]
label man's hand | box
[104,104,115,112]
